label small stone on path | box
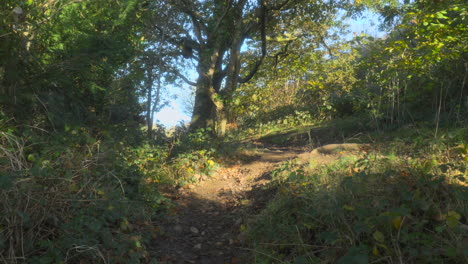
[194,243,202,250]
[190,226,199,234]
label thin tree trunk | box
[151,72,162,129]
[434,82,443,138]
[146,64,154,139]
[457,64,467,122]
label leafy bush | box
[127,127,221,189]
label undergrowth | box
[0,120,221,263]
[244,127,468,263]
[0,124,165,263]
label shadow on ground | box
[150,146,299,264]
[151,194,247,264]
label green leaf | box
[373,231,385,243]
[435,225,445,233]
[294,256,308,264]
[337,246,369,264]
[436,12,449,19]
[0,172,14,190]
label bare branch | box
[173,70,197,86]
[271,40,293,68]
[239,0,267,84]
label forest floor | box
[151,141,356,264]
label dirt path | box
[150,142,365,263]
[151,146,302,264]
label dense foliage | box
[231,0,467,132]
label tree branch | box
[211,0,234,35]
[174,70,197,86]
[184,10,206,44]
[239,0,267,84]
[179,0,208,43]
[153,24,182,47]
[153,23,201,59]
[271,40,293,68]
[317,31,334,58]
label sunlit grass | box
[244,127,468,263]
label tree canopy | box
[146,0,363,136]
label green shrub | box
[0,128,164,263]
[245,135,467,263]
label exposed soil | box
[151,143,361,263]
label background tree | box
[149,0,354,136]
[0,0,148,133]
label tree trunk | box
[145,64,154,139]
[190,46,224,133]
[151,72,162,130]
[191,78,216,130]
[191,75,229,137]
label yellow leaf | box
[372,246,380,256]
[240,224,246,232]
[378,243,389,250]
[446,211,461,228]
[343,205,355,211]
[392,216,402,230]
[447,211,461,220]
